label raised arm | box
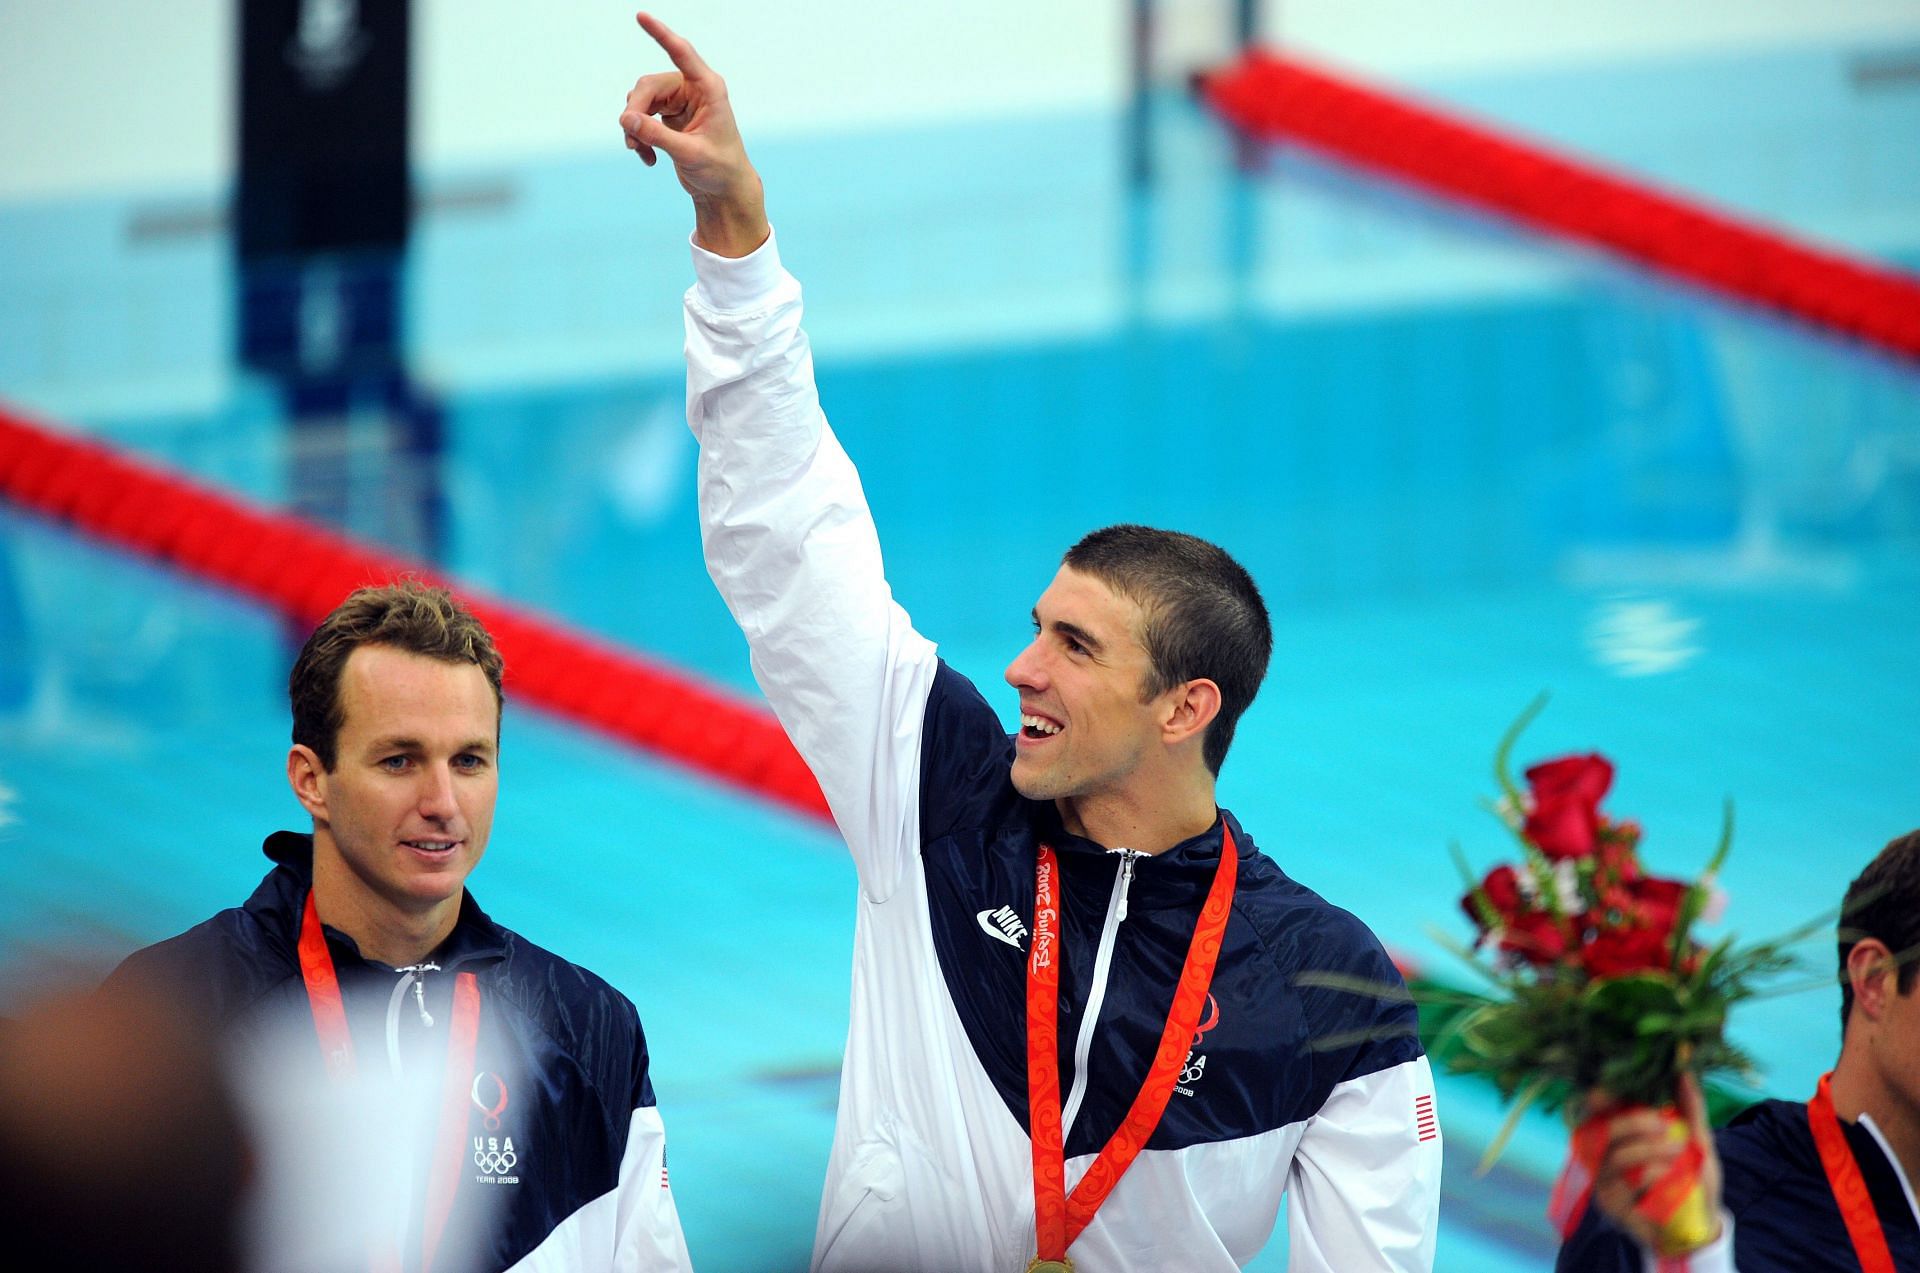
[624,15,939,902]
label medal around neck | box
[1025,830,1239,1268]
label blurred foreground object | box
[0,976,251,1273]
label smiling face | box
[290,644,499,946]
[1002,565,1174,809]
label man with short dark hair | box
[622,16,1440,1271]
[1559,830,1920,1271]
[112,580,694,1272]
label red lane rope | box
[0,405,831,823]
[1201,50,1920,362]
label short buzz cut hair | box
[289,580,505,772]
[1839,829,1920,1032]
[1062,524,1272,774]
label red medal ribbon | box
[298,891,481,1273]
[1027,826,1239,1263]
[1809,1071,1897,1273]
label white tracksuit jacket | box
[682,232,1442,1273]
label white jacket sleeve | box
[500,1106,692,1273]
[614,1108,694,1273]
[1286,1056,1444,1272]
[683,232,938,903]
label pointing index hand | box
[620,13,769,256]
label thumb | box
[628,112,697,163]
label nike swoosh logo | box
[976,908,1025,948]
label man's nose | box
[417,764,460,821]
[1004,640,1046,691]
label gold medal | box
[1024,1261,1074,1273]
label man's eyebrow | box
[361,735,496,756]
[1032,610,1105,654]
[1054,621,1105,653]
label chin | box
[1009,761,1061,803]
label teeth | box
[1021,715,1062,736]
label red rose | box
[1580,924,1674,978]
[1499,912,1569,966]
[1522,754,1615,860]
[1528,754,1615,806]
[1626,876,1691,934]
[1461,864,1526,937]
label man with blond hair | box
[113,580,694,1272]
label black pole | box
[1128,0,1154,187]
[235,0,443,566]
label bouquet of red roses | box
[1437,700,1794,1255]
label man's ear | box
[287,745,329,822]
[1846,938,1897,1023]
[1161,678,1222,750]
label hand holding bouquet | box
[1437,700,1794,1256]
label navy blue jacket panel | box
[110,832,676,1273]
[917,660,1426,1158]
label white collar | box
[1857,1111,1920,1229]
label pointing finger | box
[636,12,715,82]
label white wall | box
[1275,0,1920,76]
[1,0,230,200]
[415,1,1129,173]
[4,0,1919,202]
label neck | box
[1831,1046,1920,1185]
[310,837,459,968]
[1056,774,1219,855]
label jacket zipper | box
[387,962,442,1077]
[1059,848,1140,1139]
[382,961,445,1259]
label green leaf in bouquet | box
[1428,996,1500,1067]
[1478,1073,1553,1175]
[1578,974,1687,1100]
[1523,847,1570,926]
[1292,970,1415,1001]
[1492,691,1551,816]
[1671,800,1735,964]
[1675,1007,1730,1037]
[1426,927,1517,989]
[1765,904,1851,953]
[1691,935,1737,985]
[1581,972,1685,1028]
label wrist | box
[692,173,769,258]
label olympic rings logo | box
[473,1144,518,1174]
